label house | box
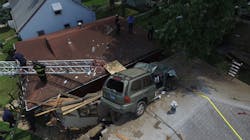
[9,0,96,40]
[15,16,161,111]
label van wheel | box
[135,101,146,117]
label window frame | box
[64,23,70,29]
[130,78,142,94]
[37,30,45,36]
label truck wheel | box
[135,101,146,117]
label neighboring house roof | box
[9,0,18,8]
[15,16,160,111]
[10,0,45,32]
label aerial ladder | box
[0,59,106,138]
[0,59,106,76]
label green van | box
[101,62,176,117]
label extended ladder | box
[0,59,106,76]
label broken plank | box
[115,133,129,140]
[104,60,126,74]
[35,108,57,117]
[61,102,83,112]
[62,94,102,115]
[46,97,76,106]
[60,92,81,99]
[35,99,81,117]
[54,94,61,107]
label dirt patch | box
[153,120,161,129]
[133,130,143,138]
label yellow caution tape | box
[197,92,243,140]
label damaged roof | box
[15,16,160,110]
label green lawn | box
[0,27,19,107]
[82,0,108,7]
[0,27,16,42]
[0,121,41,140]
[82,0,138,19]
[0,76,19,107]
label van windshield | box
[106,78,124,94]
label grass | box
[0,27,16,42]
[82,0,108,7]
[96,6,139,19]
[82,0,139,19]
[0,121,41,140]
[0,76,19,107]
[0,27,19,107]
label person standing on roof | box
[147,22,154,40]
[33,61,47,83]
[10,49,27,66]
[115,14,120,25]
[127,16,135,34]
[115,14,121,35]
[2,106,16,128]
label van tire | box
[135,101,146,117]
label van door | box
[142,75,156,102]
[128,78,143,103]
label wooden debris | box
[46,97,76,107]
[104,60,126,74]
[35,108,57,117]
[60,92,81,99]
[62,93,102,115]
[86,124,103,138]
[35,92,102,117]
[54,94,61,107]
[46,117,58,126]
[115,133,129,140]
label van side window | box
[143,75,153,88]
[131,79,142,93]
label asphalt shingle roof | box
[10,0,45,31]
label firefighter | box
[33,61,47,83]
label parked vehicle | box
[100,62,177,118]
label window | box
[77,20,83,25]
[130,79,142,93]
[54,10,61,15]
[37,30,45,36]
[51,2,62,15]
[106,78,124,94]
[142,75,153,88]
[64,24,70,29]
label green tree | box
[158,0,236,58]
[0,8,11,24]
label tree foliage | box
[0,8,11,24]
[158,0,236,58]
